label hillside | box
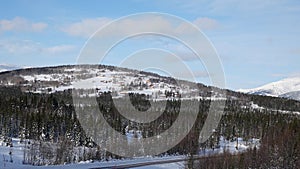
[0,64,218,101]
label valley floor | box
[0,137,259,169]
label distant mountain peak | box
[0,64,26,72]
[239,77,300,100]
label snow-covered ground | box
[0,137,259,169]
[198,136,260,156]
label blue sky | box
[0,0,300,90]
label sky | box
[0,0,300,90]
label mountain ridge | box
[0,64,214,100]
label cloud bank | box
[0,17,47,33]
[62,16,220,38]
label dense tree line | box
[187,118,300,169]
[0,86,299,166]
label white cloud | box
[0,17,47,33]
[167,0,287,15]
[289,48,300,55]
[0,40,75,55]
[173,17,219,39]
[61,16,220,38]
[173,69,209,78]
[61,15,221,68]
[210,0,285,12]
[62,17,112,38]
[43,45,75,54]
[193,17,219,30]
[62,16,176,38]
[161,42,199,61]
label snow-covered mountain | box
[0,64,25,72]
[0,64,214,100]
[239,77,300,101]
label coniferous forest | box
[0,84,299,168]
